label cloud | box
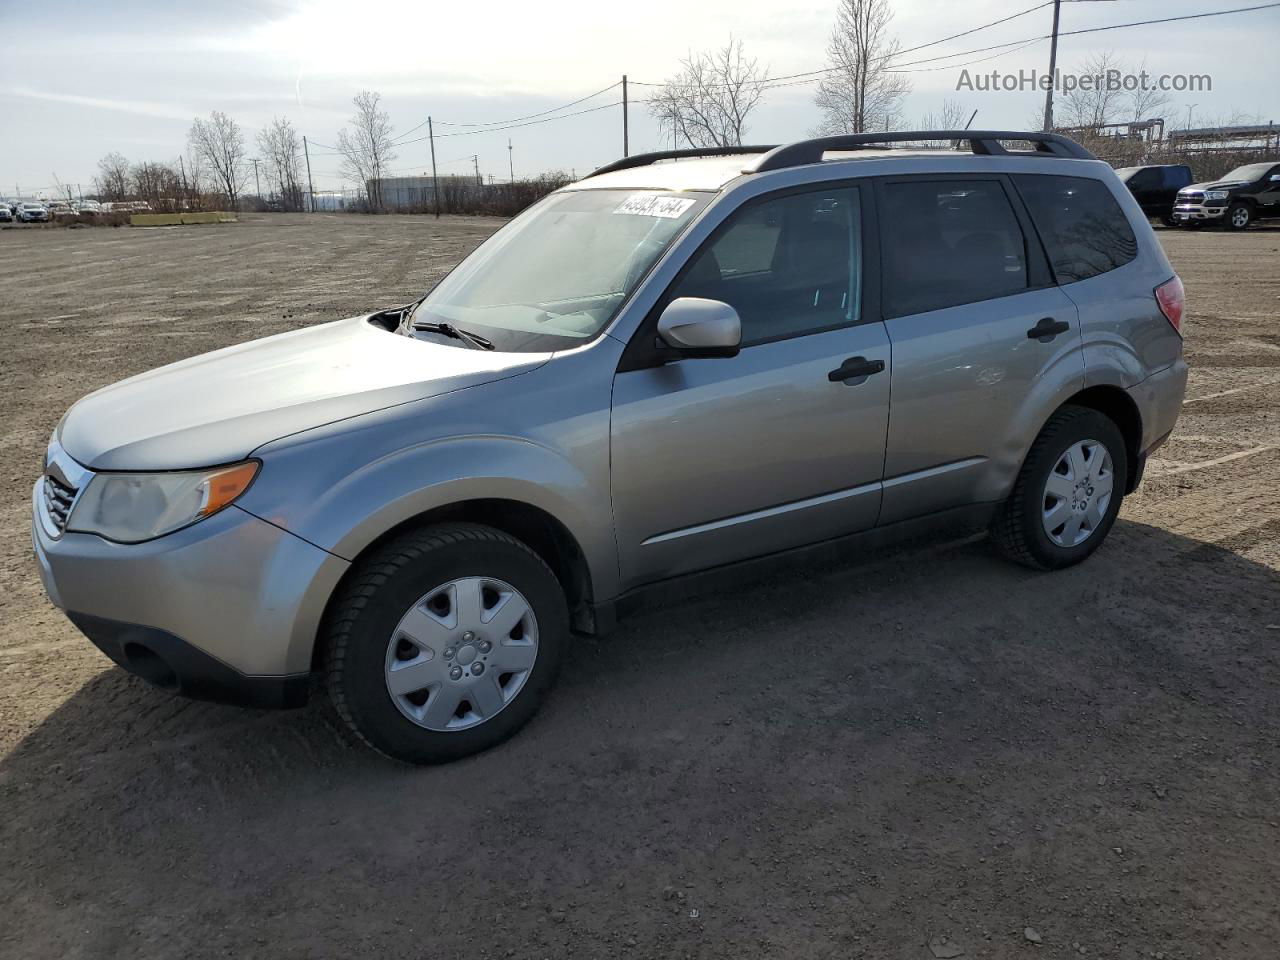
[4,87,194,121]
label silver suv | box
[33,131,1187,763]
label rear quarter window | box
[1014,174,1138,284]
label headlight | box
[67,461,259,543]
[1204,191,1228,201]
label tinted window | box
[1162,167,1192,190]
[1015,175,1137,283]
[1126,169,1159,190]
[880,180,1028,318]
[671,187,861,345]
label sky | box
[2,0,1277,197]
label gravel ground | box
[1,214,1277,960]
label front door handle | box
[1027,317,1070,342]
[828,356,886,383]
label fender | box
[237,349,622,602]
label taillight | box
[1155,275,1184,336]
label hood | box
[1181,180,1249,193]
[59,315,550,470]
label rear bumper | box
[1127,358,1187,478]
[67,612,310,708]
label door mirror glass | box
[656,297,741,358]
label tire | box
[990,406,1128,571]
[1225,202,1252,231]
[323,523,569,764]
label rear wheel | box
[990,406,1128,570]
[324,523,569,764]
[1226,202,1252,231]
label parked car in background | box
[48,201,77,218]
[77,200,102,216]
[1173,160,1280,230]
[33,131,1186,764]
[15,202,49,222]
[1115,164,1193,226]
[0,204,12,222]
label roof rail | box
[587,145,777,179]
[747,130,1094,172]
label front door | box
[610,184,890,591]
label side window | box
[1128,169,1158,191]
[670,187,861,346]
[1014,174,1137,283]
[879,179,1028,319]
[1163,167,1191,190]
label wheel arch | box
[1059,385,1143,493]
[313,498,598,673]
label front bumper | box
[32,482,349,705]
[1172,203,1225,222]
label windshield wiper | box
[411,321,495,351]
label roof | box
[569,147,1059,192]
[572,155,761,192]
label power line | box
[434,81,621,128]
[629,2,1053,91]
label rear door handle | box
[828,356,885,383]
[1027,317,1070,342]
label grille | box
[42,473,77,533]
[1178,191,1204,203]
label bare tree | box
[814,0,911,135]
[95,152,131,201]
[336,91,397,210]
[131,161,183,210]
[1123,56,1172,124]
[188,110,247,207]
[257,116,305,211]
[917,99,971,146]
[1057,51,1129,130]
[649,37,769,148]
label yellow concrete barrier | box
[130,212,238,227]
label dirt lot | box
[1,214,1278,960]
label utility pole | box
[303,136,316,212]
[428,117,440,218]
[622,74,629,157]
[473,154,481,185]
[249,158,262,201]
[1042,0,1062,131]
[508,138,514,182]
[179,155,189,207]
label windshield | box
[411,189,709,352]
[1220,163,1272,182]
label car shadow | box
[3,516,1279,957]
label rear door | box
[873,175,1083,524]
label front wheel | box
[1225,202,1252,231]
[990,406,1128,571]
[323,523,569,764]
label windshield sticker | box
[614,195,697,219]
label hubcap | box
[384,576,538,731]
[1232,207,1249,227]
[1042,439,1114,548]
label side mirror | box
[656,297,741,359]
